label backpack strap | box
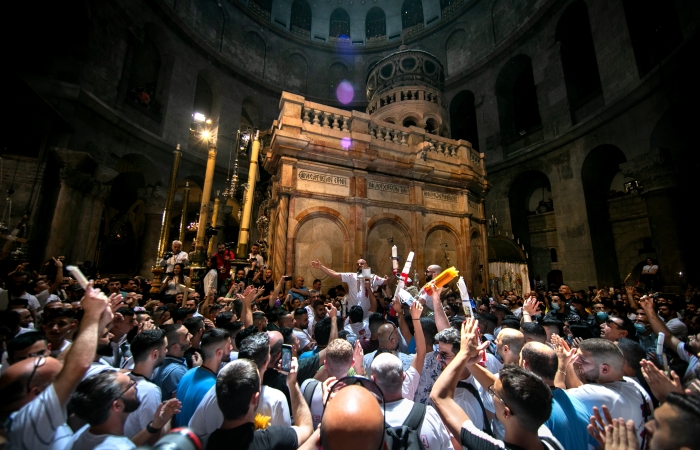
[303,380,320,406]
[457,381,493,437]
[402,402,427,430]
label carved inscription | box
[424,191,458,203]
[298,171,348,186]
[368,181,409,195]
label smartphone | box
[283,275,293,282]
[281,344,293,373]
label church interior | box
[1,0,698,293]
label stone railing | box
[441,0,467,21]
[367,87,446,115]
[425,135,460,157]
[301,103,352,132]
[369,120,410,146]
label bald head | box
[520,342,558,381]
[268,331,283,358]
[377,323,398,349]
[321,385,385,450]
[0,356,62,415]
[496,328,525,365]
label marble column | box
[273,188,291,278]
[621,149,685,288]
[44,166,93,261]
[138,186,168,277]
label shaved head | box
[520,342,558,380]
[0,356,63,415]
[321,385,385,450]
[268,331,283,359]
[370,353,403,398]
[377,323,398,349]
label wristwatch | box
[146,421,161,434]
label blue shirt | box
[174,367,217,427]
[545,387,592,450]
[299,347,321,360]
[152,356,188,401]
[288,286,309,302]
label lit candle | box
[495,217,498,224]
[391,245,399,274]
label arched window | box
[329,8,350,42]
[126,36,162,115]
[192,75,213,120]
[555,1,603,124]
[401,0,424,32]
[290,0,312,39]
[621,0,683,78]
[495,55,542,149]
[366,7,386,43]
[249,0,272,20]
[550,248,558,263]
[449,91,479,150]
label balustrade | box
[302,106,351,132]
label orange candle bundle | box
[423,266,459,295]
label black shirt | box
[460,420,564,450]
[207,423,298,450]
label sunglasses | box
[321,377,386,450]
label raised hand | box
[410,301,423,320]
[152,398,182,429]
[82,281,109,319]
[587,405,614,448]
[460,317,487,361]
[352,343,365,375]
[310,260,322,269]
[286,357,300,386]
[640,359,683,402]
[638,295,654,312]
[191,352,203,368]
[326,302,338,318]
[552,334,575,366]
[108,292,123,313]
[523,296,539,315]
[322,376,338,404]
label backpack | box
[384,402,427,450]
[456,380,493,436]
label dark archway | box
[366,7,386,41]
[125,35,162,116]
[192,75,213,119]
[555,1,603,124]
[508,170,552,278]
[449,90,479,150]
[330,8,350,39]
[581,145,627,286]
[621,0,683,78]
[290,0,312,38]
[495,55,542,152]
[547,270,563,289]
[401,0,424,31]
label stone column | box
[45,167,93,261]
[138,186,168,277]
[621,149,685,288]
[273,188,291,278]
[72,183,111,264]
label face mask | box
[596,311,609,321]
[634,323,648,334]
[550,303,560,311]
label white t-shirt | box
[7,384,73,450]
[83,360,117,380]
[568,377,653,444]
[123,374,162,438]
[0,290,40,311]
[642,265,658,274]
[293,327,314,351]
[344,319,370,340]
[402,366,420,400]
[306,307,327,337]
[385,399,454,450]
[65,425,135,450]
[189,384,290,448]
[340,273,385,314]
[300,379,324,429]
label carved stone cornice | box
[620,149,680,194]
[59,166,94,193]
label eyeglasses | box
[26,356,47,392]
[488,384,509,409]
[605,319,622,329]
[437,351,453,363]
[118,379,137,400]
[321,376,386,450]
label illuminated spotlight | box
[341,137,352,149]
[201,130,211,140]
[336,80,354,104]
[205,119,212,124]
[193,112,206,122]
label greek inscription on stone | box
[368,181,409,195]
[298,171,348,186]
[424,191,458,202]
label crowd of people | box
[0,241,699,450]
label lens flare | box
[336,81,354,104]
[341,137,352,149]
